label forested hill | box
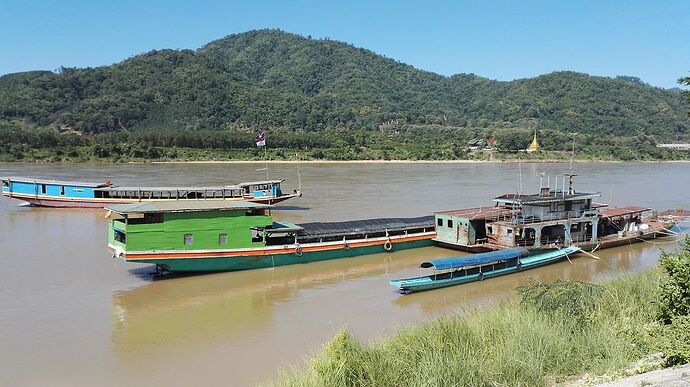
[0,29,688,138]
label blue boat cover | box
[421,247,530,270]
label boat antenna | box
[518,159,523,195]
[264,139,269,180]
[547,175,550,191]
[296,153,302,191]
[569,132,578,174]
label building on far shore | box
[526,131,540,153]
[657,143,690,150]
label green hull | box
[132,238,434,272]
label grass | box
[270,271,665,387]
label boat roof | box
[237,179,284,187]
[420,247,530,270]
[265,221,304,233]
[435,206,513,220]
[296,216,435,238]
[97,185,242,191]
[105,200,272,214]
[1,176,109,188]
[600,206,651,218]
[494,191,600,205]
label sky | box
[1,0,689,89]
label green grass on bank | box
[271,240,690,387]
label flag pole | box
[264,143,268,180]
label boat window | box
[41,184,47,194]
[219,233,228,245]
[487,226,494,234]
[447,219,453,228]
[114,229,126,244]
[2,180,8,188]
[60,186,65,196]
[184,233,193,246]
[437,218,443,227]
[507,229,513,234]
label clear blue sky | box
[1,0,688,88]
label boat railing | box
[484,210,597,226]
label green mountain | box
[0,29,688,138]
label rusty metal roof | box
[105,200,272,214]
[600,206,650,218]
[435,206,512,220]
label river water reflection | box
[0,162,688,386]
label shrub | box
[311,329,370,386]
[658,237,690,322]
[656,315,690,365]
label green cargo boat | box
[107,201,435,272]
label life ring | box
[384,240,393,252]
[295,245,303,256]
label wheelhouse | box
[107,201,273,254]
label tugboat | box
[432,174,686,252]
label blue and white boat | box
[390,246,582,293]
[1,176,301,208]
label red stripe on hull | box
[20,197,116,208]
[5,193,301,208]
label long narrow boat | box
[106,201,436,272]
[389,246,581,293]
[1,176,301,207]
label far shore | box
[146,158,690,164]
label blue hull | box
[390,247,581,293]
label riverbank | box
[270,242,690,387]
[3,157,690,165]
[147,159,690,164]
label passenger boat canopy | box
[420,247,530,270]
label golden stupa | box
[526,131,540,153]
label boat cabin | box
[1,176,109,199]
[238,180,283,199]
[106,201,273,254]
[435,175,605,250]
[96,179,286,200]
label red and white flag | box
[255,130,266,147]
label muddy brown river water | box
[0,162,688,386]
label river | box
[0,162,688,386]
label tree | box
[680,74,690,116]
